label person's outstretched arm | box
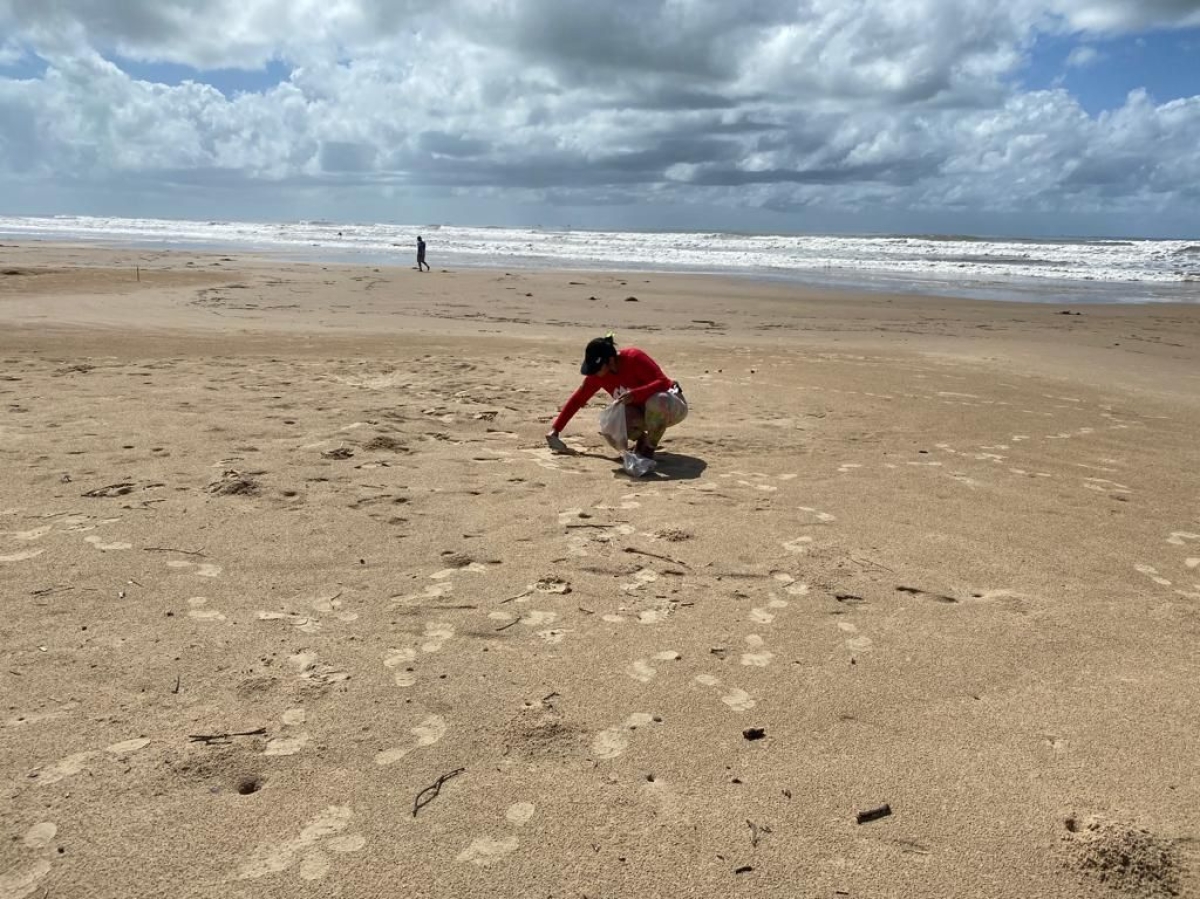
[549,378,602,434]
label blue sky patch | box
[110,56,292,96]
[1022,28,1200,115]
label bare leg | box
[639,392,687,452]
[624,405,646,444]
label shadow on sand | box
[610,451,707,481]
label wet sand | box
[2,243,1198,899]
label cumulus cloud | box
[0,0,1197,231]
[1065,45,1104,67]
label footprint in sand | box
[750,596,789,623]
[741,635,775,667]
[798,506,837,522]
[1083,477,1132,495]
[457,836,520,867]
[458,803,537,867]
[1167,531,1200,547]
[374,714,447,766]
[1135,564,1172,587]
[592,712,656,759]
[287,652,350,690]
[626,651,681,683]
[693,675,756,712]
[237,806,366,882]
[782,536,814,555]
[84,535,133,551]
[505,802,536,827]
[9,525,52,541]
[187,596,227,622]
[263,708,310,757]
[421,622,455,653]
[1,823,58,899]
[0,549,44,564]
[390,582,454,608]
[620,568,659,594]
[838,621,874,652]
[258,592,356,634]
[384,647,418,687]
[166,559,223,578]
[430,562,488,581]
[36,738,152,786]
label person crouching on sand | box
[546,335,687,458]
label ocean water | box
[2,214,1199,304]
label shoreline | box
[3,241,1200,407]
[4,232,1199,307]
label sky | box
[0,0,1198,238]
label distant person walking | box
[417,236,430,272]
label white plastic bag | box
[598,390,629,451]
[621,451,657,478]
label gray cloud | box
[0,0,1197,232]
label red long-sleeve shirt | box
[552,347,674,433]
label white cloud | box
[1065,44,1103,67]
[0,0,1197,232]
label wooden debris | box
[412,768,465,818]
[187,727,267,745]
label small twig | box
[851,556,894,573]
[856,803,892,825]
[747,820,773,848]
[565,523,623,529]
[412,767,465,818]
[188,727,267,744]
[144,547,207,557]
[82,483,135,498]
[495,618,521,632]
[172,674,181,695]
[500,589,532,605]
[624,547,689,567]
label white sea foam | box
[2,215,1198,302]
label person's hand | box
[616,393,632,405]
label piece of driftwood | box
[187,727,267,744]
[412,768,465,818]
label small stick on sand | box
[856,803,892,825]
[851,556,894,572]
[172,674,181,695]
[624,547,689,568]
[500,589,532,604]
[565,523,626,529]
[747,820,773,848]
[144,547,208,557]
[188,727,267,744]
[412,767,465,818]
[495,618,521,631]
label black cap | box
[580,335,616,375]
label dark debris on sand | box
[206,471,261,496]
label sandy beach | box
[2,243,1198,899]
